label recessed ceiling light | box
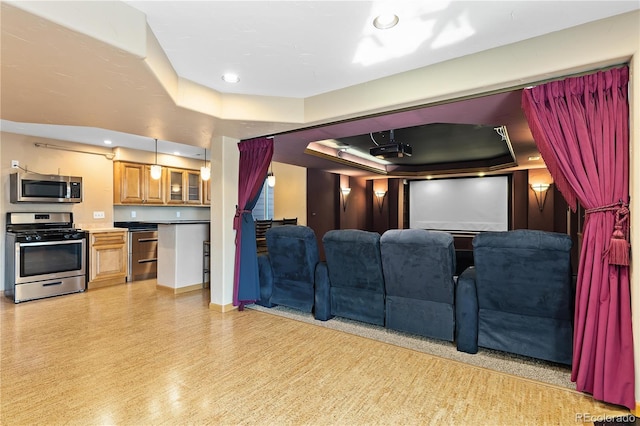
[222,73,240,83]
[373,13,399,30]
[528,155,541,161]
[104,140,112,145]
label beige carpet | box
[248,304,574,390]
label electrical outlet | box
[93,211,105,219]
[131,211,137,218]
[176,211,181,218]
[11,160,19,168]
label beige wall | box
[1,132,116,228]
[272,161,306,225]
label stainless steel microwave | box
[10,172,83,203]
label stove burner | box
[6,212,85,242]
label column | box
[209,135,239,311]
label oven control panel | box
[12,230,86,243]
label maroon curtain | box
[233,137,273,308]
[521,67,634,409]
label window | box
[252,181,274,220]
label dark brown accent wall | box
[511,170,529,230]
[306,169,339,261]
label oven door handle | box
[42,281,63,287]
[18,239,84,248]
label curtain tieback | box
[233,208,252,230]
[584,201,630,266]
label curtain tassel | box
[607,203,630,266]
[608,227,630,266]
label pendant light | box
[150,138,162,180]
[267,162,276,187]
[200,148,211,181]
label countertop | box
[114,220,209,230]
[83,227,128,233]
[155,220,210,225]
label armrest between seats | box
[314,262,332,321]
[456,266,479,354]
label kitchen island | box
[156,221,210,293]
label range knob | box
[24,235,32,242]
[34,234,42,241]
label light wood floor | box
[1,280,630,425]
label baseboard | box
[156,283,204,294]
[209,302,238,313]
[87,277,126,289]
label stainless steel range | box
[5,212,87,303]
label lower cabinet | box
[88,229,128,289]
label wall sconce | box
[374,190,387,213]
[267,163,276,187]
[150,138,162,180]
[200,148,211,181]
[530,183,551,211]
[341,187,351,212]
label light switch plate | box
[93,211,105,219]
[131,211,137,218]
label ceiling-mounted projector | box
[370,143,412,158]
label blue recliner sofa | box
[316,229,385,325]
[380,229,457,341]
[455,229,574,364]
[256,225,328,316]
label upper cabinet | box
[167,168,202,205]
[114,162,165,205]
[114,161,206,206]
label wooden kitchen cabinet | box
[88,229,128,289]
[113,161,165,205]
[167,168,202,205]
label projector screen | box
[409,176,509,232]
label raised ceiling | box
[1,1,638,177]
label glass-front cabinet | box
[167,168,202,204]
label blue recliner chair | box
[316,229,385,325]
[256,225,328,316]
[380,229,457,341]
[456,229,574,364]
